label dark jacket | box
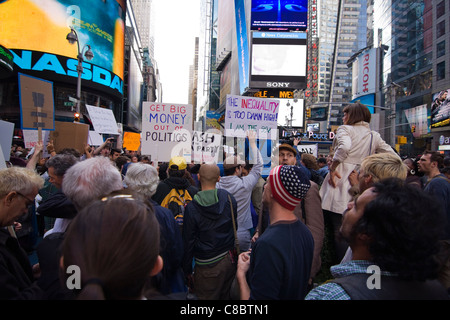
[150,200,185,294]
[37,190,77,219]
[182,189,237,275]
[152,177,198,206]
[0,228,44,299]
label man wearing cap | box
[216,131,263,253]
[236,165,314,300]
[152,156,199,209]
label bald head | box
[199,164,220,188]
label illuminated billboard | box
[0,0,126,98]
[250,32,307,89]
[431,89,450,129]
[251,0,308,31]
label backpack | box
[160,188,193,227]
[310,169,324,187]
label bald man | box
[182,164,238,300]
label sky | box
[153,0,201,105]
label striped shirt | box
[305,260,395,300]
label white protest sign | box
[86,105,120,135]
[141,102,193,162]
[224,94,279,138]
[296,144,318,158]
[192,131,222,164]
[0,120,14,162]
[88,131,105,146]
[22,129,52,158]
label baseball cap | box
[169,156,187,170]
[277,143,298,156]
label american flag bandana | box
[268,165,311,210]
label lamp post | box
[66,27,93,121]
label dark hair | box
[45,154,79,176]
[354,178,445,281]
[62,192,159,300]
[343,102,371,125]
[224,165,241,176]
[422,150,444,168]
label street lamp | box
[66,27,94,121]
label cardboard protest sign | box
[123,132,141,151]
[141,102,193,162]
[88,131,105,146]
[50,121,89,154]
[224,94,279,138]
[192,131,222,164]
[18,73,54,131]
[86,105,120,135]
[296,144,318,158]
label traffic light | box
[306,108,311,118]
[411,124,416,133]
[74,112,80,122]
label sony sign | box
[266,82,290,88]
[352,48,378,100]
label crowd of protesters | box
[1,103,449,300]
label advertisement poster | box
[431,89,450,129]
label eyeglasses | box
[15,191,35,208]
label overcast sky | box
[153,0,200,105]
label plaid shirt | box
[305,260,395,300]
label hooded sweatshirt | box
[216,149,263,231]
[182,189,237,275]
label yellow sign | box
[123,132,141,151]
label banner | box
[141,102,193,162]
[225,94,279,138]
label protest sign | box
[123,132,141,151]
[86,105,120,135]
[88,131,105,146]
[19,73,54,132]
[141,102,193,162]
[50,121,89,154]
[0,120,14,162]
[192,130,222,164]
[224,94,279,138]
[296,144,318,158]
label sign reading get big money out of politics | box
[141,102,193,162]
[225,94,279,138]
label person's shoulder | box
[305,282,351,300]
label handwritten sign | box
[192,131,222,164]
[123,132,141,151]
[19,73,54,131]
[141,102,193,162]
[86,105,120,135]
[225,94,279,138]
[296,144,318,158]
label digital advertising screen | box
[250,32,307,89]
[431,89,450,129]
[0,0,126,98]
[251,0,308,32]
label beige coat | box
[320,121,395,215]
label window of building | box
[437,41,446,58]
[437,1,445,19]
[436,20,445,38]
[437,61,446,81]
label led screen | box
[0,0,126,97]
[251,0,308,31]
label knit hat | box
[268,165,311,210]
